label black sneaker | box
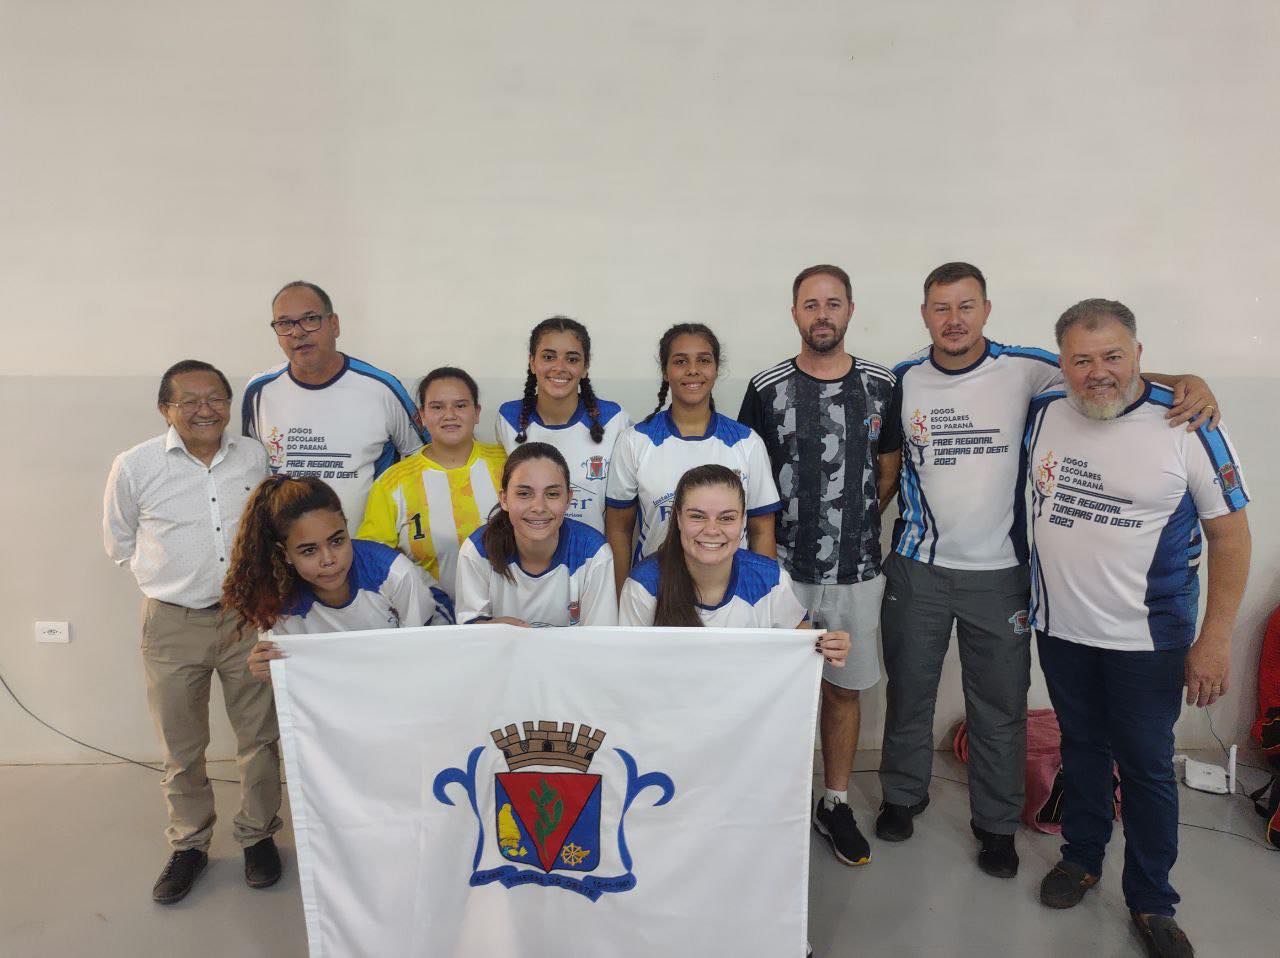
[244,837,283,888]
[1039,860,1100,908]
[971,822,1019,878]
[1131,911,1195,958]
[152,848,207,904]
[873,795,930,842]
[813,797,871,866]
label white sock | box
[824,788,847,809]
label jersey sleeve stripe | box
[749,360,794,390]
[854,358,896,382]
[1194,427,1250,511]
[746,500,783,517]
[347,358,426,439]
[606,496,638,509]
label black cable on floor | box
[0,664,242,784]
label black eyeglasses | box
[270,313,328,335]
[164,397,232,413]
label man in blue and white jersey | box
[1025,299,1249,956]
[241,281,426,528]
[878,263,1219,879]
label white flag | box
[272,624,821,957]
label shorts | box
[791,575,884,692]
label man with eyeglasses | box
[242,280,425,527]
[104,360,283,904]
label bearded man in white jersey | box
[1025,299,1249,958]
[877,263,1219,879]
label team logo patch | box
[1217,462,1241,494]
[1035,450,1059,498]
[864,414,882,442]
[1008,610,1030,635]
[265,427,286,470]
[433,721,675,901]
[582,455,607,480]
[908,409,930,448]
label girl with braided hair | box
[495,317,630,534]
[604,324,781,593]
[222,475,452,682]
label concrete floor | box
[1,752,1275,957]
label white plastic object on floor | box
[1182,756,1229,794]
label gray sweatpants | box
[878,554,1031,834]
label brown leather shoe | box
[1039,859,1100,908]
[1131,911,1195,958]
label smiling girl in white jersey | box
[220,476,452,681]
[619,464,849,663]
[455,442,618,627]
[605,324,782,593]
[496,317,630,533]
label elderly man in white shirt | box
[104,360,282,905]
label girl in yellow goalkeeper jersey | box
[357,367,506,601]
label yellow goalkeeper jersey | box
[357,442,506,599]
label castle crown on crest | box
[491,721,606,772]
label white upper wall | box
[2,1,1277,380]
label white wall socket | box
[35,621,70,643]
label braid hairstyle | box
[520,316,602,443]
[652,465,746,627]
[482,441,573,582]
[514,369,537,444]
[222,475,346,632]
[642,323,723,423]
[578,375,605,443]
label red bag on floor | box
[951,709,1120,834]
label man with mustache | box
[1025,299,1249,957]
[242,281,426,528]
[877,264,1219,879]
[739,264,902,867]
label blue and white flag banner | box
[271,624,821,957]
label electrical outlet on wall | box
[35,621,70,643]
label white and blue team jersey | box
[242,355,426,528]
[271,539,454,636]
[1024,382,1249,652]
[619,549,808,629]
[605,411,782,563]
[893,340,1062,570]
[495,398,631,533]
[454,517,618,627]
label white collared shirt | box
[103,426,268,608]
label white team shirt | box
[1025,382,1249,652]
[103,428,267,608]
[605,411,782,563]
[619,549,809,629]
[455,518,618,626]
[495,398,631,533]
[893,340,1062,570]
[242,355,425,528]
[272,539,453,636]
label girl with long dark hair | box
[618,465,849,669]
[495,317,630,533]
[604,324,782,592]
[222,475,451,681]
[455,442,618,627]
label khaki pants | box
[142,598,283,851]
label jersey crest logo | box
[908,409,930,448]
[582,455,607,480]
[568,600,581,626]
[1217,462,1241,494]
[433,721,675,901]
[265,427,286,470]
[1035,450,1060,498]
[1008,610,1030,635]
[864,414,882,442]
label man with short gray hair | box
[1024,299,1251,956]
